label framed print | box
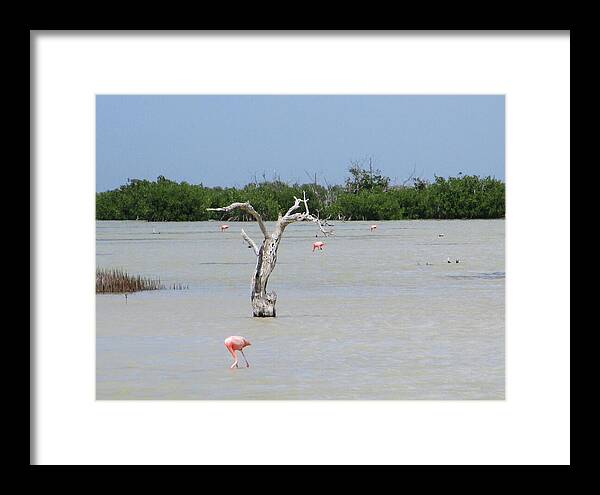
[32,30,570,465]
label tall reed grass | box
[96,268,164,293]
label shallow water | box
[96,219,504,399]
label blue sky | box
[96,95,504,192]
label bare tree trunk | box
[251,235,280,317]
[208,192,333,317]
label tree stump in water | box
[252,291,277,317]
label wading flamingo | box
[370,224,377,232]
[312,241,325,252]
[224,336,252,369]
[220,224,229,232]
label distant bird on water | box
[224,336,251,369]
[370,224,378,232]
[220,224,230,232]
[313,241,325,252]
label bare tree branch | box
[301,190,310,214]
[307,213,335,236]
[284,196,303,217]
[402,163,418,187]
[241,228,259,256]
[279,191,334,236]
[207,202,269,238]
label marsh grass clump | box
[96,268,164,293]
[96,268,190,293]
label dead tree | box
[208,191,333,317]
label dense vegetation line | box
[96,165,505,222]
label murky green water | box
[96,219,504,399]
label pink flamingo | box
[220,224,229,232]
[312,241,325,252]
[224,336,252,368]
[370,224,378,232]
